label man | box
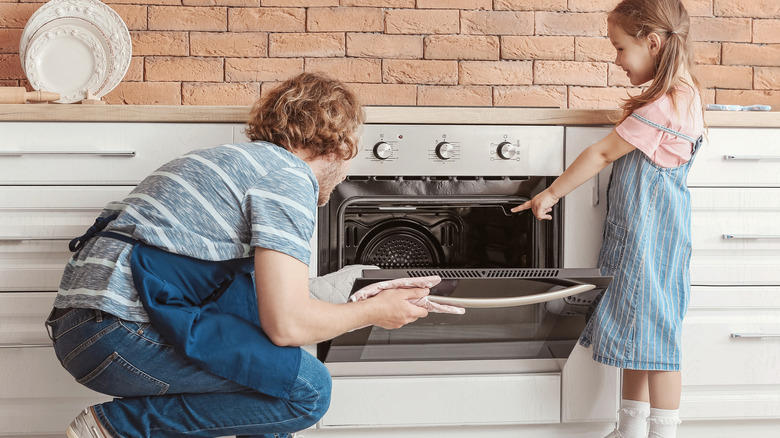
[47,72,431,438]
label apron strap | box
[629,113,699,144]
[68,214,119,252]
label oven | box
[312,124,618,431]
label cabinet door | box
[681,286,780,420]
[687,128,780,188]
[0,122,236,185]
[0,187,133,291]
[563,127,612,268]
[690,188,780,285]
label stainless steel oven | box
[312,124,617,430]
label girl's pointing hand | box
[511,190,560,221]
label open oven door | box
[320,268,611,364]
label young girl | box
[513,1,704,437]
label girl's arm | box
[512,130,636,220]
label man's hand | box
[368,287,430,329]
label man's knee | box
[291,352,332,422]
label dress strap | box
[630,113,699,144]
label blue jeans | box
[46,308,331,438]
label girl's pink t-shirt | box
[615,87,704,168]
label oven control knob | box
[497,141,518,160]
[435,142,455,160]
[373,142,393,160]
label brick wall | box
[1,0,778,107]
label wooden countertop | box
[1,104,779,127]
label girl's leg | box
[611,369,650,438]
[646,371,682,438]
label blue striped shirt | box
[55,142,319,322]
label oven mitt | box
[308,265,380,304]
[349,276,466,315]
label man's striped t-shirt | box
[54,141,319,322]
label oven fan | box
[355,221,445,269]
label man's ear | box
[647,32,662,57]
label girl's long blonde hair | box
[610,0,704,124]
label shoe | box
[604,430,624,438]
[545,288,603,316]
[66,407,107,438]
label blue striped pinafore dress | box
[579,113,703,371]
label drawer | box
[0,292,55,346]
[320,373,561,427]
[688,128,780,188]
[680,286,780,420]
[690,188,780,285]
[0,122,239,185]
[0,187,133,292]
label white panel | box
[0,292,57,345]
[690,188,780,285]
[0,122,235,185]
[321,374,561,427]
[561,344,619,423]
[688,128,780,188]
[562,127,612,268]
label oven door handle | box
[426,281,595,308]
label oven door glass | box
[321,269,611,363]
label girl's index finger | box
[510,201,530,213]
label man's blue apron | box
[69,216,301,399]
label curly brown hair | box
[245,72,364,160]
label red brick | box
[0,54,24,79]
[383,59,458,85]
[262,0,337,5]
[536,12,607,37]
[123,56,144,81]
[460,61,532,85]
[424,35,499,60]
[0,3,41,27]
[694,64,753,89]
[754,67,780,90]
[693,42,720,64]
[104,0,179,5]
[111,5,147,31]
[716,89,780,109]
[0,29,22,54]
[347,33,423,58]
[569,86,641,109]
[191,32,267,57]
[567,0,619,12]
[347,82,416,105]
[493,85,567,108]
[0,80,19,87]
[701,88,716,106]
[690,17,751,42]
[417,0,490,9]
[723,43,780,67]
[386,9,459,34]
[145,57,223,82]
[575,37,614,62]
[503,36,574,61]
[148,6,226,31]
[715,0,780,18]
[130,31,188,56]
[228,8,305,32]
[607,63,633,87]
[225,58,303,82]
[269,33,344,57]
[182,82,260,105]
[682,0,714,17]
[102,82,181,105]
[305,58,381,83]
[494,0,565,11]
[183,0,259,5]
[754,20,780,44]
[535,61,607,86]
[341,0,413,5]
[307,7,383,32]
[461,11,534,36]
[417,85,492,106]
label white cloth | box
[349,276,465,315]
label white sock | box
[647,407,681,438]
[617,399,650,438]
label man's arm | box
[254,247,430,347]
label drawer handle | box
[0,343,52,348]
[723,155,780,161]
[0,150,136,157]
[427,281,595,308]
[722,234,780,240]
[731,333,780,339]
[0,236,72,242]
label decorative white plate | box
[20,0,131,103]
[25,24,109,103]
